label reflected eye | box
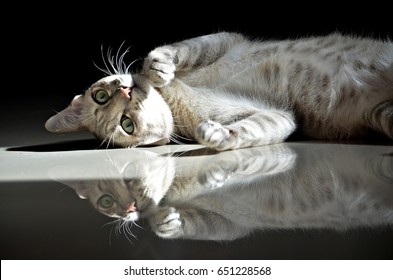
[121,116,134,134]
[93,90,110,104]
[98,195,114,208]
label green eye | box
[98,195,114,208]
[121,117,134,134]
[93,90,110,104]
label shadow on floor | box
[7,139,111,152]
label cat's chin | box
[122,199,159,222]
[123,211,140,222]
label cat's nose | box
[126,201,137,213]
[118,86,132,99]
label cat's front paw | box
[149,207,184,239]
[196,120,237,151]
[143,47,176,88]
[198,158,237,188]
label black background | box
[3,5,392,116]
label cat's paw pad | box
[198,160,236,188]
[195,120,236,151]
[143,48,176,87]
[149,207,183,239]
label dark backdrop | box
[1,5,392,146]
[6,6,393,99]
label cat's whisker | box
[101,131,116,150]
[120,221,136,244]
[104,151,118,169]
[98,134,110,149]
[102,219,120,227]
[169,132,194,146]
[169,137,185,145]
[93,60,112,76]
[114,41,128,74]
[114,222,122,239]
[132,221,144,230]
[125,58,141,74]
[106,219,126,245]
[99,138,108,149]
[105,134,112,150]
[106,219,123,246]
[112,132,117,148]
[100,44,115,76]
[106,46,118,75]
[125,222,137,239]
[108,225,113,247]
[172,132,194,142]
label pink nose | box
[118,87,131,99]
[126,201,137,213]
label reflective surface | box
[2,13,392,262]
[1,141,392,259]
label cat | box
[50,143,393,241]
[45,32,393,150]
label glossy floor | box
[1,137,392,260]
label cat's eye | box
[93,90,110,105]
[98,195,114,208]
[121,117,134,134]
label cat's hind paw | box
[196,120,237,151]
[149,207,184,239]
[143,48,176,88]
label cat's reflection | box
[50,143,393,241]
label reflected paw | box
[195,120,236,151]
[143,48,176,87]
[149,207,183,239]
[198,160,236,188]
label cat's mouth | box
[119,85,146,99]
[123,200,139,221]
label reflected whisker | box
[121,221,135,245]
[132,221,144,229]
[102,219,120,227]
[104,219,123,247]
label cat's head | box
[45,74,173,147]
[49,149,175,222]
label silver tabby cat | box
[51,144,393,240]
[46,32,393,150]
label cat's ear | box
[45,95,87,132]
[68,184,89,199]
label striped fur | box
[59,144,393,240]
[46,32,393,149]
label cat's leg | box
[197,144,296,188]
[142,32,245,87]
[364,100,393,140]
[166,144,295,202]
[149,206,250,240]
[195,110,296,151]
